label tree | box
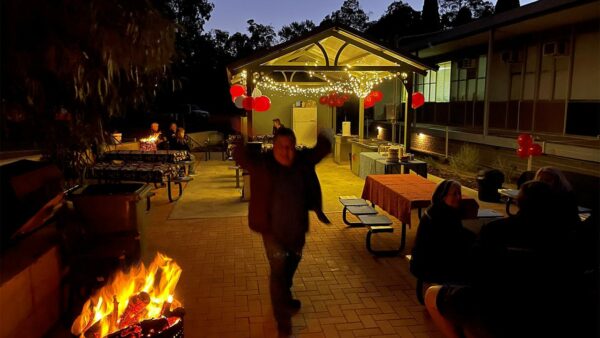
[278,20,316,42]
[321,0,370,32]
[367,1,420,47]
[439,0,494,28]
[1,0,177,172]
[421,0,442,32]
[495,0,520,13]
[247,20,277,51]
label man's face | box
[273,120,281,128]
[170,123,177,131]
[151,123,159,132]
[273,135,295,167]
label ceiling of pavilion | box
[227,26,436,97]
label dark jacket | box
[234,132,331,235]
[410,203,476,284]
[170,136,192,151]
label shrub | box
[494,157,518,184]
[421,156,441,170]
[449,144,480,173]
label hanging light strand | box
[253,70,401,98]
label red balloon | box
[335,97,345,107]
[341,94,350,102]
[371,90,383,102]
[253,96,271,112]
[328,97,336,107]
[242,96,254,110]
[364,94,375,107]
[517,133,533,148]
[516,147,529,158]
[230,84,246,99]
[319,96,328,105]
[411,92,425,109]
[529,143,542,156]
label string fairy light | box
[253,70,401,98]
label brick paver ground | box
[139,157,463,338]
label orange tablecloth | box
[361,174,479,225]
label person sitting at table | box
[424,181,584,338]
[410,180,476,297]
[534,166,579,225]
[148,122,168,149]
[171,127,196,175]
[166,122,178,148]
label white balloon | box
[251,87,262,98]
[234,95,245,109]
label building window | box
[416,61,451,102]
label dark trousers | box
[262,233,302,324]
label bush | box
[494,157,518,184]
[449,144,480,173]
[421,156,441,170]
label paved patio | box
[136,155,505,338]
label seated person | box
[410,180,476,292]
[171,127,196,175]
[425,181,585,338]
[166,122,178,148]
[534,166,579,225]
[148,122,168,150]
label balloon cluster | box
[230,84,271,112]
[411,92,425,109]
[364,90,383,109]
[516,133,542,158]
[319,92,350,108]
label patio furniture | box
[87,162,188,202]
[338,196,376,227]
[101,150,190,164]
[359,152,427,178]
[229,165,242,188]
[362,174,479,253]
[359,214,396,256]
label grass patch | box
[449,144,480,173]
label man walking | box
[234,127,332,336]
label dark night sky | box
[204,0,535,34]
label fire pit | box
[71,253,184,338]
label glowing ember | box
[71,253,182,338]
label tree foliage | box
[367,1,420,47]
[421,0,442,32]
[278,20,316,42]
[439,0,494,28]
[321,0,370,32]
[495,0,520,13]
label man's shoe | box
[288,299,301,311]
[277,320,292,337]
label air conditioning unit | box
[459,58,477,69]
[501,49,521,63]
[543,41,568,56]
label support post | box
[483,29,494,137]
[359,97,365,139]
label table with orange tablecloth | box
[361,174,479,251]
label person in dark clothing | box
[410,180,476,289]
[166,122,178,149]
[272,118,284,135]
[233,127,331,336]
[426,181,585,338]
[170,127,196,175]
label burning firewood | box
[118,291,151,329]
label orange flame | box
[140,134,160,143]
[71,252,182,337]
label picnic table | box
[362,174,479,251]
[87,162,188,202]
[101,150,190,164]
